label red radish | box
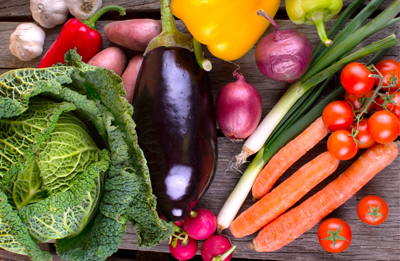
[216,71,262,141]
[255,10,312,83]
[201,235,236,261]
[174,220,183,227]
[183,209,217,240]
[169,237,198,261]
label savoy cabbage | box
[0,50,174,261]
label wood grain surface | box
[0,0,399,260]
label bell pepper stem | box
[311,11,333,47]
[83,5,126,30]
[193,38,212,71]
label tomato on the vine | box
[341,62,375,96]
[376,91,400,120]
[351,119,375,149]
[344,90,375,114]
[368,111,400,144]
[374,59,400,91]
[322,101,354,132]
[357,195,389,226]
[327,130,358,160]
[318,218,352,253]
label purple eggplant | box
[132,0,217,221]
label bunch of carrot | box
[229,116,399,252]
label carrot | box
[252,142,399,252]
[252,117,329,200]
[230,151,339,238]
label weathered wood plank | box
[121,138,400,261]
[0,0,393,19]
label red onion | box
[255,10,312,83]
[216,71,263,141]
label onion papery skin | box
[255,30,312,83]
[216,74,263,141]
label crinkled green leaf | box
[18,149,109,243]
[0,49,173,261]
[0,191,52,261]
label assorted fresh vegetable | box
[252,142,398,252]
[231,151,339,238]
[255,10,312,83]
[0,50,174,261]
[216,71,263,141]
[318,218,352,253]
[2,0,399,260]
[133,0,217,222]
[252,117,330,200]
[219,0,399,231]
[38,5,126,68]
[170,0,280,61]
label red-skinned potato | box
[103,19,162,51]
[88,47,127,76]
[122,55,143,104]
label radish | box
[169,236,198,261]
[201,235,236,261]
[183,209,217,240]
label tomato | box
[376,91,400,120]
[368,111,400,144]
[341,62,375,96]
[327,130,358,160]
[344,90,375,114]
[374,59,400,91]
[318,218,352,253]
[322,101,354,132]
[351,119,375,149]
[357,195,389,225]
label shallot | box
[216,71,262,141]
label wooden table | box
[0,1,399,260]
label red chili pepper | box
[38,5,125,68]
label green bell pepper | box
[285,0,343,47]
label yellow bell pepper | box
[171,0,281,61]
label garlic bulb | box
[9,23,46,61]
[30,0,69,28]
[66,0,102,20]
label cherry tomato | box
[327,130,358,160]
[322,101,354,132]
[344,90,375,114]
[357,195,389,225]
[376,91,400,120]
[374,59,400,91]
[318,218,352,253]
[368,111,400,144]
[341,62,375,96]
[350,119,375,149]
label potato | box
[103,19,162,51]
[88,47,127,76]
[122,55,143,104]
